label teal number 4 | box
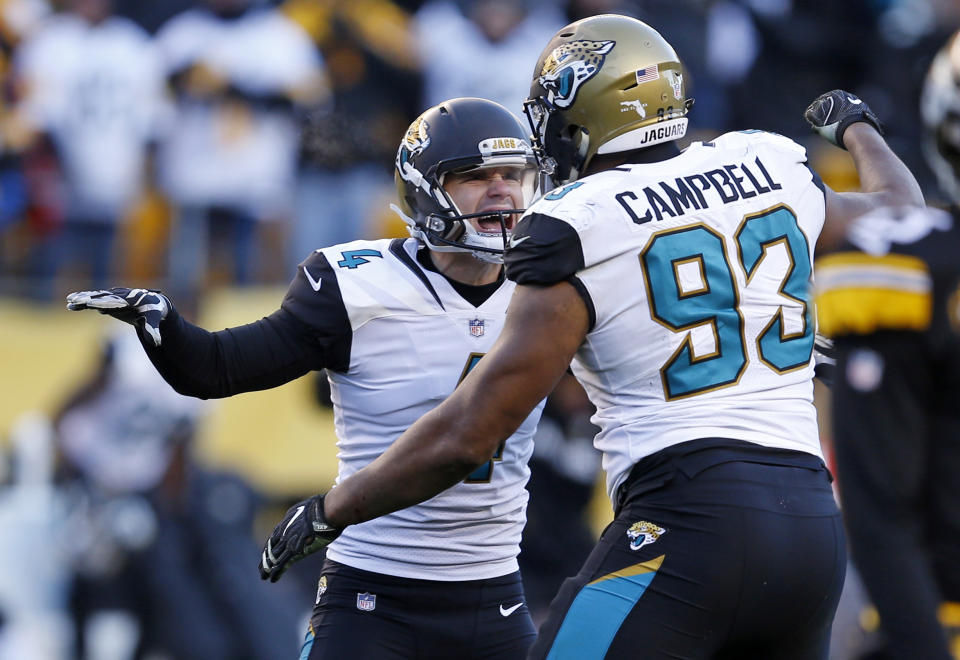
[337,249,383,269]
[458,353,505,483]
[640,205,814,400]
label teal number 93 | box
[640,205,814,400]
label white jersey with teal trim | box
[320,238,543,580]
[517,131,826,502]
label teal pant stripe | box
[298,629,315,660]
[546,570,658,660]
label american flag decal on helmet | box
[635,65,660,84]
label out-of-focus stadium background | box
[0,0,956,658]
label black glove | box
[66,288,171,347]
[804,90,883,150]
[259,494,340,583]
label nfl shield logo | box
[315,576,327,604]
[469,318,485,337]
[356,592,376,612]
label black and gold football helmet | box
[524,14,692,187]
[921,30,960,203]
[393,97,539,263]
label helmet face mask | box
[394,98,539,263]
[524,14,691,188]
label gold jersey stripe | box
[587,555,664,586]
[815,252,932,337]
[816,252,931,293]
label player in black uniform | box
[811,31,960,660]
[815,206,960,660]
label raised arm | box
[803,89,925,251]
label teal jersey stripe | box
[299,628,315,660]
[547,556,664,660]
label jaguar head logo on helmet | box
[538,39,614,109]
[393,97,539,263]
[523,14,693,188]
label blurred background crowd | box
[0,0,958,658]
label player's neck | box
[427,249,503,286]
[584,141,682,176]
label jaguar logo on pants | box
[627,521,666,550]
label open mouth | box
[475,211,516,234]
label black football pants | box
[301,559,536,659]
[529,439,846,660]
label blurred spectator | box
[0,0,48,288]
[10,0,168,300]
[0,412,73,660]
[281,0,420,266]
[154,0,327,299]
[412,0,565,115]
[54,328,307,659]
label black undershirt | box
[415,247,505,307]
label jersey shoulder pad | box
[845,206,953,256]
[318,238,394,276]
[714,129,808,162]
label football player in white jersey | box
[265,15,926,660]
[66,97,545,659]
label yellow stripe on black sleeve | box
[814,252,932,337]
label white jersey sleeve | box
[507,131,826,502]
[305,238,543,580]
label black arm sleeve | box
[138,252,352,399]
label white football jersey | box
[287,237,543,580]
[507,131,826,502]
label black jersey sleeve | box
[138,252,352,399]
[505,212,595,329]
[505,212,585,285]
[280,250,353,372]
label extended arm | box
[803,90,925,251]
[323,280,590,528]
[66,254,351,399]
[139,306,326,398]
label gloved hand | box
[66,287,171,347]
[804,90,883,150]
[259,493,340,583]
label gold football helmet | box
[524,14,692,187]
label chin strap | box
[390,203,423,243]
